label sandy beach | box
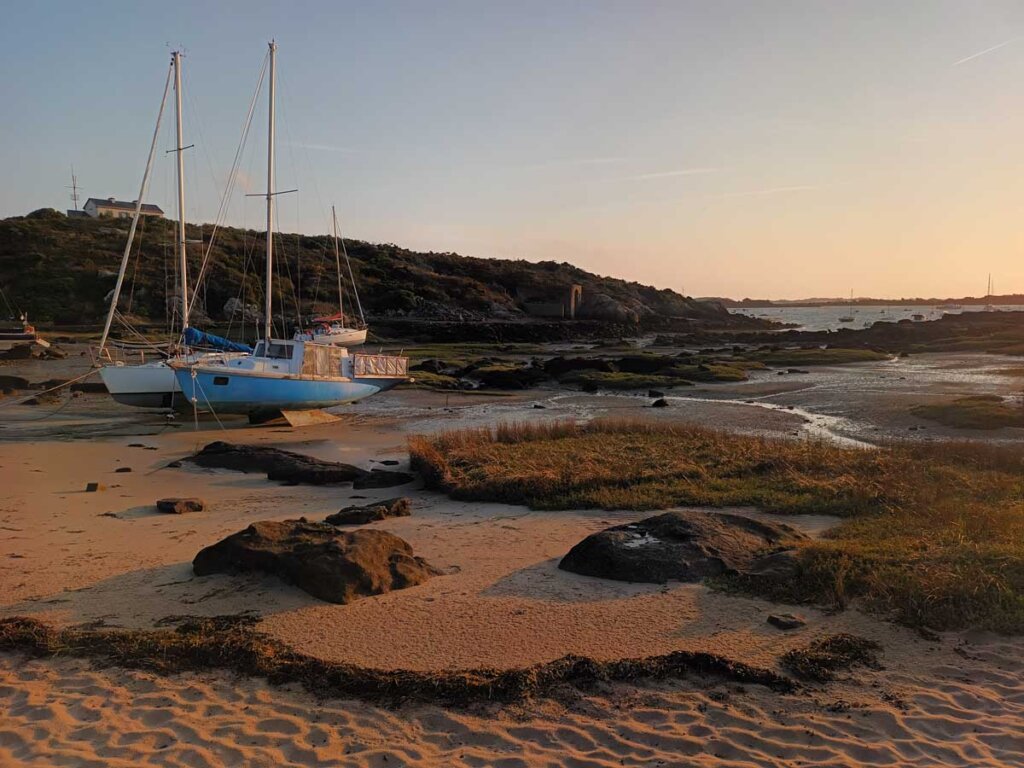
[2,348,1024,766]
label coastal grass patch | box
[398,343,547,366]
[748,348,891,366]
[665,363,750,382]
[911,395,1024,430]
[558,371,692,391]
[409,420,1024,632]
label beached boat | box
[0,315,42,350]
[294,207,368,347]
[295,321,368,347]
[174,341,407,418]
[95,51,251,407]
[173,42,408,421]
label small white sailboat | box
[984,274,997,312]
[294,206,368,346]
[837,290,855,323]
[96,51,250,407]
[173,42,409,422]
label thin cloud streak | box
[623,167,720,180]
[952,37,1018,66]
[713,185,818,199]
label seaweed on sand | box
[0,616,795,705]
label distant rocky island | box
[1,209,767,341]
[704,295,1024,308]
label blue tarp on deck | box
[183,327,252,353]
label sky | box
[2,1,1024,300]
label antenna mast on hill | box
[67,166,81,210]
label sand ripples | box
[2,647,1021,768]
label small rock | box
[651,398,669,408]
[128,443,146,448]
[327,497,412,525]
[768,613,807,630]
[156,498,206,514]
[114,467,132,473]
[85,483,101,492]
[376,459,400,466]
[533,403,547,409]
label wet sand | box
[2,348,1023,766]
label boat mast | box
[264,41,277,342]
[332,205,345,324]
[172,50,190,334]
[337,215,365,326]
[97,61,173,358]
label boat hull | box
[173,367,401,415]
[296,328,368,346]
[99,362,179,408]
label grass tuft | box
[780,634,882,681]
[911,395,1024,430]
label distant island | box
[701,295,1024,308]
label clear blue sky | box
[2,1,1023,298]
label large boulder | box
[326,497,412,525]
[469,364,548,390]
[193,519,438,604]
[410,358,458,375]
[188,442,413,489]
[559,510,807,583]
[543,356,616,378]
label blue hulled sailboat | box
[172,41,409,421]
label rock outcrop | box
[326,497,412,526]
[192,519,438,604]
[559,510,807,584]
[188,442,413,489]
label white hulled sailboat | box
[96,51,250,407]
[294,206,368,346]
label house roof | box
[84,197,164,214]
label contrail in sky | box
[715,185,818,199]
[952,37,1018,66]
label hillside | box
[1,210,745,337]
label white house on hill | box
[83,197,164,219]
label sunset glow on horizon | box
[3,1,1024,299]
